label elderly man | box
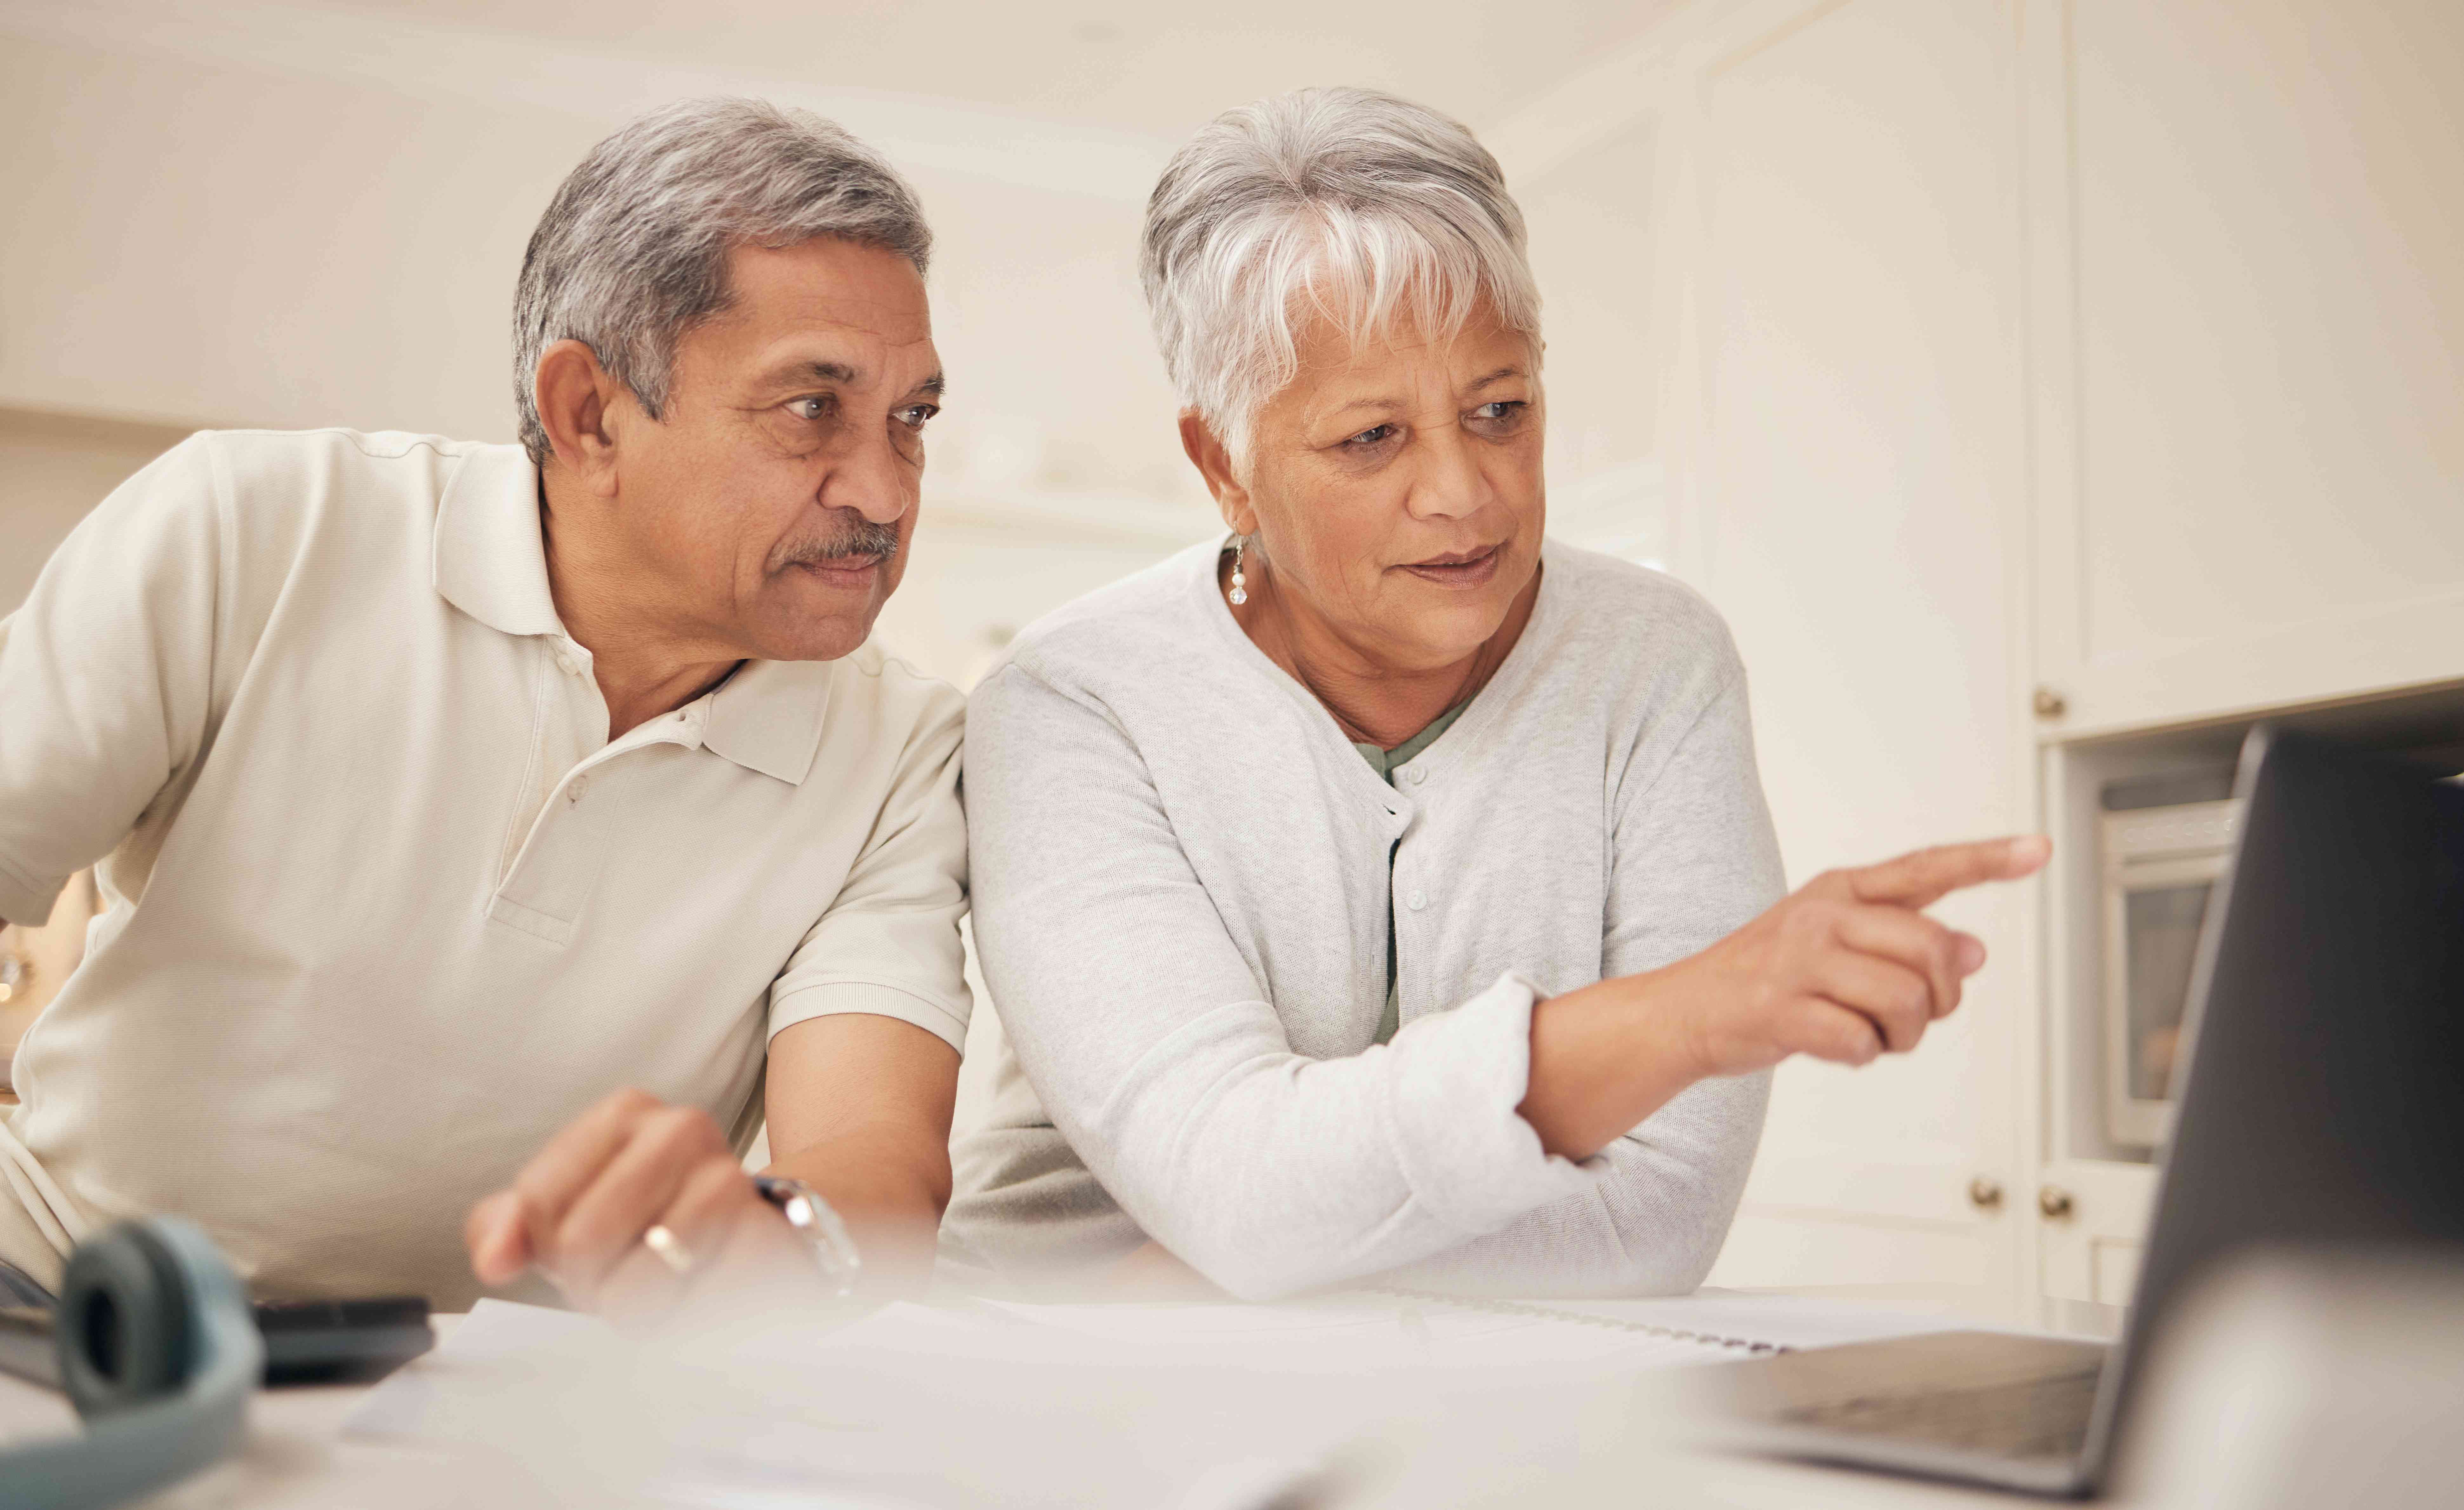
[0,99,966,1314]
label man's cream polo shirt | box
[0,429,970,1305]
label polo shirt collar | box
[432,444,563,638]
[432,444,834,787]
[703,658,833,785]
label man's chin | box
[742,596,884,663]
[752,565,897,662]
[752,619,878,663]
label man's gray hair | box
[1140,86,1541,464]
[513,97,931,464]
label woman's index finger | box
[1849,835,2051,908]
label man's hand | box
[1669,835,2052,1077]
[464,1089,809,1319]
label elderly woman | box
[945,87,2044,1301]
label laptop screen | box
[2091,730,2464,1476]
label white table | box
[0,1313,2047,1510]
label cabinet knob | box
[1967,1176,2004,1211]
[2038,1185,2076,1219]
[2032,686,2068,719]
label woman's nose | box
[1403,429,1491,520]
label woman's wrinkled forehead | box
[1273,295,1538,422]
[1273,274,1535,440]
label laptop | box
[1693,728,2464,1496]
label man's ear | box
[1177,410,1257,536]
[533,340,629,496]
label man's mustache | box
[770,514,904,572]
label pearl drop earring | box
[1228,536,1249,607]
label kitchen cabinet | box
[1627,0,2035,1315]
[2021,0,2464,741]
[1511,0,2463,1319]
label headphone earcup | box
[2,1218,259,1510]
[56,1220,196,1418]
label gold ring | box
[641,1223,697,1276]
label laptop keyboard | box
[1774,1362,2102,1460]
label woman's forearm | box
[1522,836,2052,1162]
[1520,967,1709,1160]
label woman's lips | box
[1397,543,1504,588]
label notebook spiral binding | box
[1367,1287,1793,1355]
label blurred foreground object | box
[1,1216,261,1510]
[2116,1248,2464,1507]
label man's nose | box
[817,429,914,525]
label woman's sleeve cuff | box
[1379,970,1598,1235]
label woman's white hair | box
[1140,86,1542,465]
[512,97,931,465]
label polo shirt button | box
[1407,889,1428,911]
[568,775,589,803]
[554,650,580,676]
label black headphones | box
[4,1217,259,1510]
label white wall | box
[0,12,1211,527]
[0,410,193,613]
[0,3,1710,552]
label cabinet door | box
[2024,0,2464,738]
[2034,1159,2156,1310]
[1665,0,2032,1314]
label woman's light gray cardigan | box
[945,537,1785,1301]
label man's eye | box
[1342,424,1396,448]
[788,396,833,422]
[897,404,940,430]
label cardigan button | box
[1406,889,1428,911]
[1405,767,1427,785]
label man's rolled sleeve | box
[765,681,971,1054]
[0,853,58,932]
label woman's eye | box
[1342,424,1396,448]
[1472,401,1527,424]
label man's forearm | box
[763,1124,951,1295]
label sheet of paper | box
[337,1288,1963,1507]
[346,1298,1402,1507]
[344,1298,610,1442]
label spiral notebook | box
[1370,1288,1796,1355]
[972,1286,1956,1371]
